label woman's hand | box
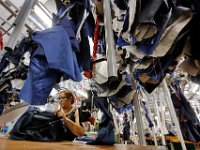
[55,109,66,119]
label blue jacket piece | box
[32,25,82,81]
[19,25,82,105]
[19,46,61,105]
[19,0,95,105]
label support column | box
[161,80,187,150]
[141,89,158,146]
[134,90,146,145]
[103,0,117,79]
[145,97,158,146]
[152,93,166,146]
[6,0,37,49]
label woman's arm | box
[59,109,85,136]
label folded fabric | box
[74,136,95,143]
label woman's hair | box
[59,89,74,104]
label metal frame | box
[161,79,187,150]
[6,0,37,48]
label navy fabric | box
[113,0,128,10]
[20,23,81,105]
[87,97,115,145]
[76,21,93,70]
[19,0,95,105]
[0,58,9,73]
[117,35,130,47]
[57,17,80,53]
[141,101,154,128]
[19,46,61,105]
[74,136,95,142]
[113,103,133,114]
[32,25,82,81]
[55,0,94,70]
[8,37,36,65]
[122,113,130,141]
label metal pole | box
[134,91,146,145]
[6,0,37,49]
[145,98,158,146]
[152,93,166,146]
[161,79,187,150]
[103,0,118,78]
[141,89,158,146]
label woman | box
[54,89,85,140]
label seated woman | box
[54,89,85,140]
[9,89,85,141]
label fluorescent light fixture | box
[34,5,52,28]
[75,90,88,99]
[28,14,46,30]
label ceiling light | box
[33,5,52,28]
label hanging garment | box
[135,24,190,93]
[32,25,82,81]
[19,24,82,105]
[118,1,192,58]
[151,7,192,57]
[97,73,136,109]
[0,36,33,74]
[87,97,115,145]
[7,37,36,66]
[19,0,95,105]
[122,112,130,140]
[19,45,62,105]
[55,0,95,70]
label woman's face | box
[58,92,72,109]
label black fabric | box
[8,37,37,65]
[122,112,130,141]
[0,82,11,115]
[78,106,91,123]
[87,97,115,145]
[9,106,68,141]
[0,53,11,73]
[189,74,200,85]
[0,92,8,114]
[64,109,78,140]
[189,14,200,60]
[114,0,128,10]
